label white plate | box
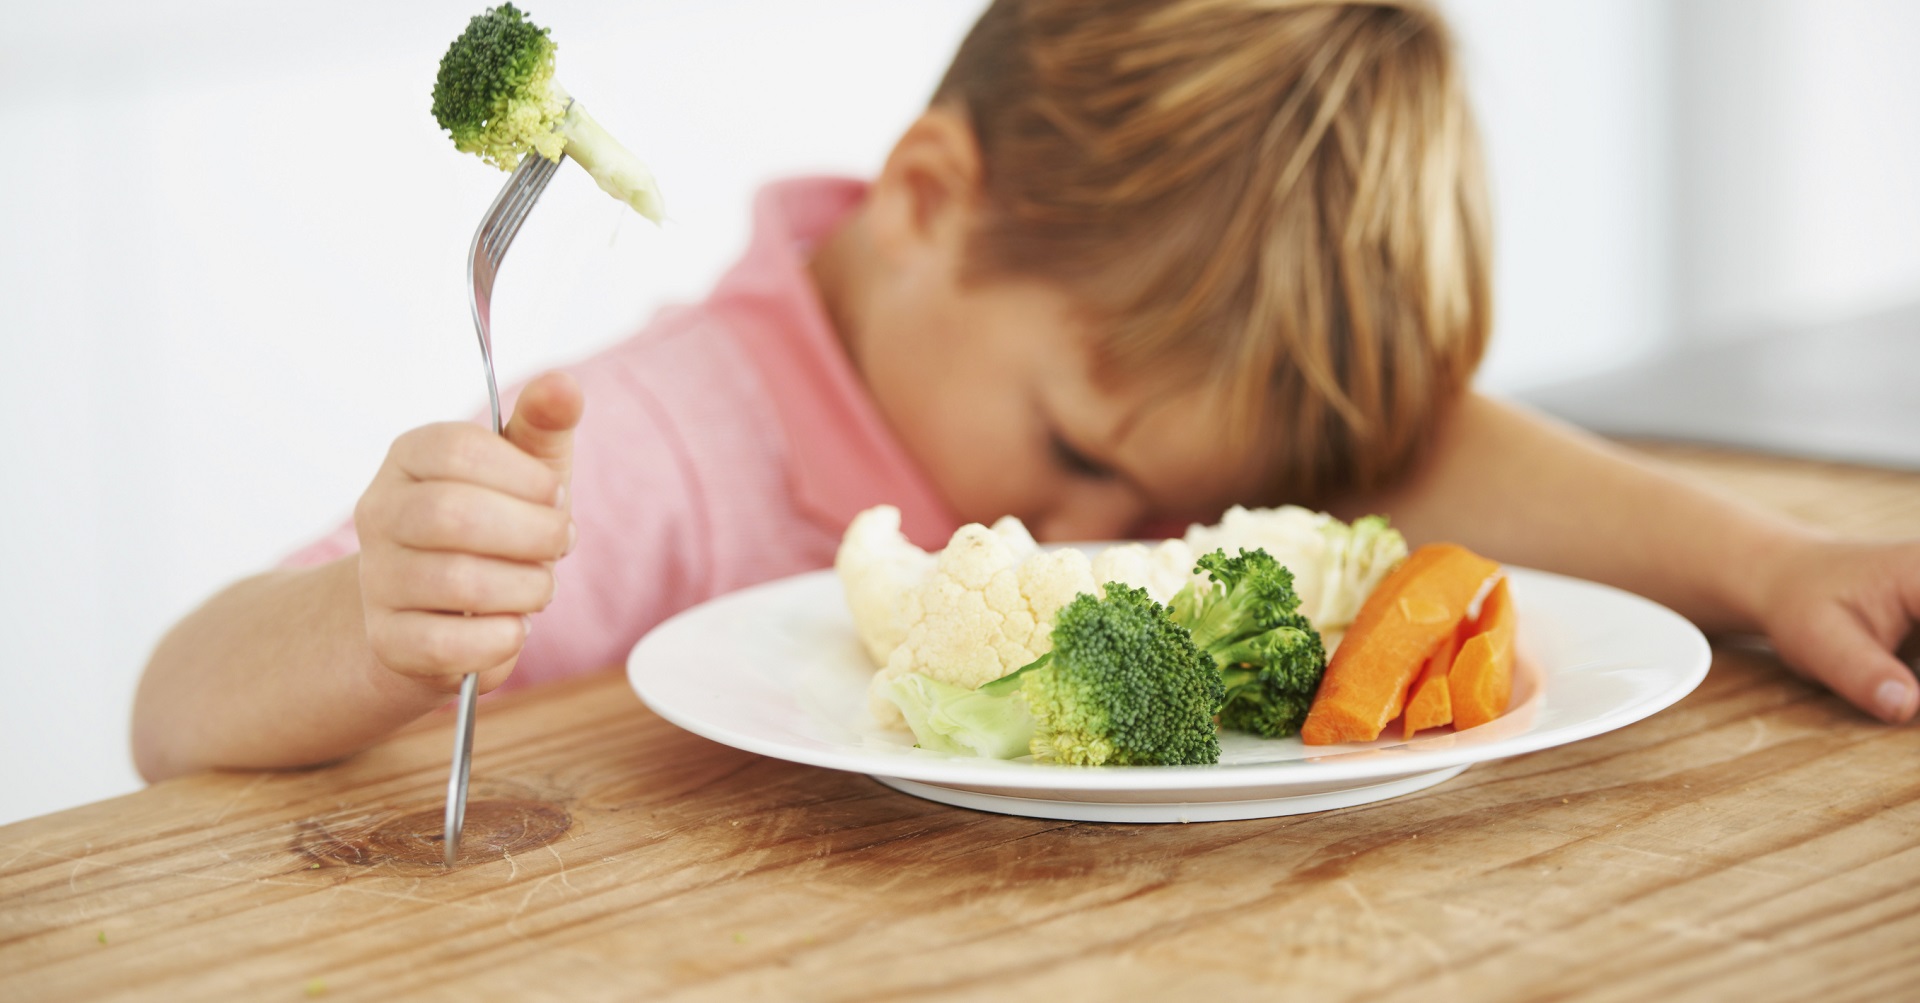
[628,565,1710,822]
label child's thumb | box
[504,371,584,472]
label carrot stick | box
[1402,624,1462,740]
[1449,576,1515,730]
[1302,544,1500,745]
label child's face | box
[824,109,1271,542]
[854,273,1268,543]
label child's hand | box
[352,371,583,694]
[1759,538,1920,724]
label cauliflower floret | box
[1089,538,1199,605]
[1016,547,1102,635]
[1302,512,1406,632]
[1186,505,1332,616]
[867,523,1097,727]
[835,506,935,667]
[989,514,1040,559]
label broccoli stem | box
[885,673,1037,759]
[553,86,664,223]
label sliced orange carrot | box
[1449,576,1516,730]
[1301,543,1501,745]
[1402,624,1463,740]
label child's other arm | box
[1334,391,1920,724]
[131,373,582,781]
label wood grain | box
[3,446,1917,1002]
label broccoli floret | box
[1171,548,1298,644]
[1213,623,1326,738]
[1026,584,1226,764]
[1171,548,1329,738]
[883,583,1223,766]
[432,4,664,221]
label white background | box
[3,0,1917,825]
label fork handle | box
[443,673,480,867]
[445,323,502,867]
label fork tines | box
[480,152,563,267]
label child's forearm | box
[131,555,452,782]
[1334,392,1823,635]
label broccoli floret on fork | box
[432,3,664,221]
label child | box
[132,0,1919,780]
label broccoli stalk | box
[432,3,664,222]
[882,672,1037,760]
[1170,548,1329,739]
[883,583,1224,766]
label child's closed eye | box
[1050,432,1113,480]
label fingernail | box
[521,614,533,638]
[1874,678,1914,722]
[554,484,568,509]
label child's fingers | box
[366,609,528,687]
[504,371,584,475]
[384,480,573,563]
[1792,605,1918,724]
[389,423,562,505]
[1761,540,1920,725]
[367,550,556,617]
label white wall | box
[1672,0,1920,338]
[1444,0,1675,390]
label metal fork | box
[444,148,564,868]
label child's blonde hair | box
[934,0,1491,502]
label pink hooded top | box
[283,177,963,690]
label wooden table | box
[5,445,1919,1001]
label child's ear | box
[870,106,983,262]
